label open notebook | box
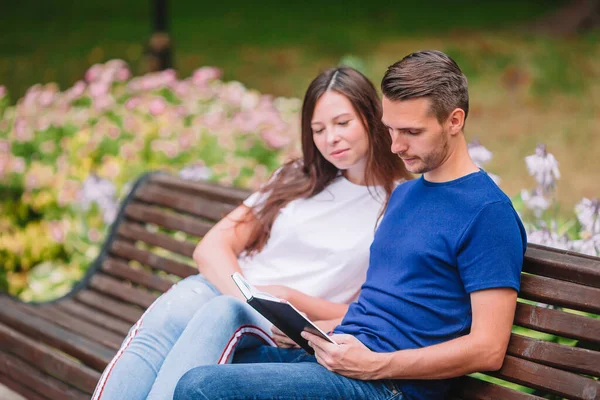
[231,272,337,354]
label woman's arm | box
[195,204,351,321]
[193,205,256,300]
[287,290,349,322]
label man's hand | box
[301,332,388,380]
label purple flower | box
[80,174,117,211]
[179,164,212,181]
[525,144,560,194]
[575,198,600,235]
[467,139,493,167]
[521,189,550,218]
[527,226,570,250]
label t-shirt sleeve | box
[457,201,527,293]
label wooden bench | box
[0,172,599,400]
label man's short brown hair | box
[381,50,469,124]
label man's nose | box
[391,135,408,155]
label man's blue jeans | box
[174,346,404,400]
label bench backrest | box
[76,173,600,399]
[68,173,250,325]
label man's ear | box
[447,108,465,136]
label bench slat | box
[102,257,174,293]
[89,274,159,309]
[150,174,249,204]
[0,324,100,393]
[519,274,600,314]
[452,375,543,399]
[54,299,131,337]
[507,333,600,377]
[13,302,123,351]
[524,245,600,289]
[117,221,196,258]
[514,302,600,344]
[125,203,214,237]
[74,290,143,325]
[492,355,600,399]
[0,300,113,372]
[110,239,197,278]
[0,351,89,399]
[0,373,50,400]
[135,183,236,222]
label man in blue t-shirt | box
[174,50,527,400]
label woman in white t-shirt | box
[92,67,411,400]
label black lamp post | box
[147,0,172,71]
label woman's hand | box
[271,325,301,348]
[255,285,296,302]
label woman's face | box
[310,91,369,184]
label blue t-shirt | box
[335,170,527,400]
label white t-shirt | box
[238,175,391,304]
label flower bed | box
[0,60,301,300]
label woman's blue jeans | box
[92,275,274,400]
[174,346,404,400]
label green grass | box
[0,0,567,98]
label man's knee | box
[174,367,220,400]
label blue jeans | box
[174,346,404,400]
[92,275,274,400]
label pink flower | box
[88,228,101,243]
[192,67,222,87]
[161,69,177,84]
[85,64,103,82]
[14,118,32,141]
[125,97,141,110]
[0,85,6,98]
[116,67,131,82]
[38,89,55,107]
[89,81,109,98]
[49,221,66,243]
[0,140,9,154]
[261,128,291,149]
[11,157,26,174]
[94,95,114,112]
[67,81,86,100]
[149,98,167,116]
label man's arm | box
[303,287,517,380]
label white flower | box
[521,189,551,218]
[527,227,570,250]
[525,144,560,193]
[467,140,493,167]
[488,172,501,185]
[80,175,117,210]
[575,198,600,235]
[179,164,212,181]
[570,234,600,257]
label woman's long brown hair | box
[239,67,412,255]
